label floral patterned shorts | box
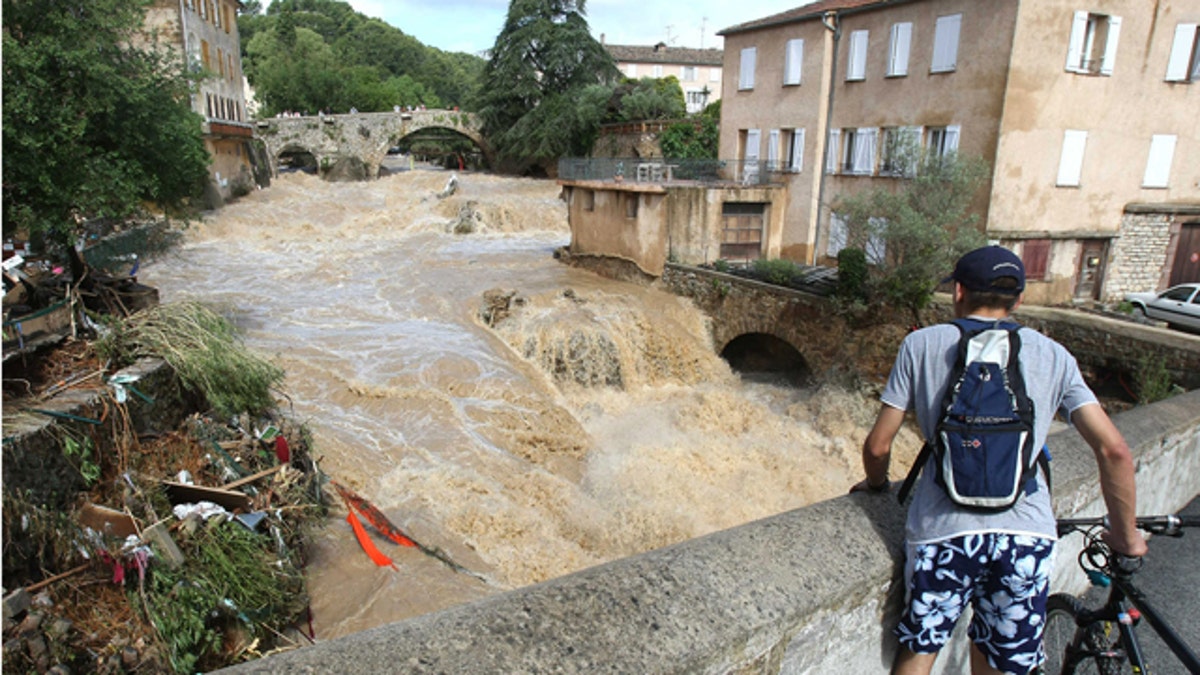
[896,533,1056,674]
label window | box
[214,0,221,28]
[582,189,594,212]
[787,128,805,172]
[846,30,869,81]
[652,64,663,78]
[925,125,960,157]
[1066,11,1122,75]
[1056,129,1088,187]
[888,22,912,76]
[826,129,841,174]
[626,64,637,77]
[625,194,638,219]
[880,126,920,175]
[201,40,210,69]
[1165,23,1200,82]
[767,129,780,170]
[743,129,761,183]
[841,128,878,175]
[682,66,697,81]
[1023,239,1051,280]
[710,67,721,82]
[739,48,756,89]
[1142,134,1177,188]
[685,89,709,113]
[784,38,804,85]
[1163,286,1195,302]
[217,48,224,77]
[828,213,885,261]
[931,14,961,73]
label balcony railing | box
[557,157,778,187]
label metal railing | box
[557,158,778,186]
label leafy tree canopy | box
[2,0,210,245]
[832,146,988,323]
[614,77,686,122]
[239,0,483,114]
[476,0,619,170]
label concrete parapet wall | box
[221,389,1200,674]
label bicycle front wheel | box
[1041,594,1122,675]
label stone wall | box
[1104,211,1174,302]
[2,358,195,509]
[219,389,1200,675]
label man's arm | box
[1071,403,1148,557]
[850,405,906,493]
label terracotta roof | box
[719,0,903,36]
[605,43,724,67]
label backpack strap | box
[897,441,931,504]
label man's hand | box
[1103,529,1148,558]
[850,478,891,494]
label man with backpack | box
[851,245,1147,675]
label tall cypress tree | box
[476,0,619,169]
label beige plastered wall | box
[563,182,787,274]
[990,0,1200,303]
[720,0,1021,265]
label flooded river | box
[141,170,916,639]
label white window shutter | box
[944,125,960,155]
[791,128,805,172]
[890,22,912,76]
[745,129,761,161]
[866,217,888,264]
[784,39,804,85]
[1100,15,1122,75]
[1066,11,1088,72]
[828,214,848,257]
[739,47,757,89]
[1165,24,1198,81]
[932,14,961,72]
[1142,134,1177,188]
[767,129,780,168]
[1057,129,1088,186]
[826,129,841,174]
[627,64,637,77]
[854,128,878,174]
[847,30,868,80]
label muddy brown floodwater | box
[141,169,921,639]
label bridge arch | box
[720,332,811,384]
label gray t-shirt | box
[881,317,1099,544]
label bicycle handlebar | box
[1057,514,1200,537]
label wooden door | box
[1074,239,1107,301]
[1170,222,1200,285]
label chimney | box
[600,33,606,44]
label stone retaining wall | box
[2,358,194,508]
[221,389,1200,675]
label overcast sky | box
[264,0,812,55]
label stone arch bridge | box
[255,109,491,180]
[657,263,1200,389]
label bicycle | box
[1040,514,1200,674]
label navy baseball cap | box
[946,246,1025,294]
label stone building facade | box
[141,0,263,204]
[717,0,1200,305]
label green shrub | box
[96,301,284,418]
[837,248,869,302]
[713,259,730,273]
[752,258,802,286]
[1135,354,1181,404]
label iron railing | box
[557,158,779,186]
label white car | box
[1125,283,1200,332]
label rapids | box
[141,169,920,638]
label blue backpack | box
[898,318,1047,511]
